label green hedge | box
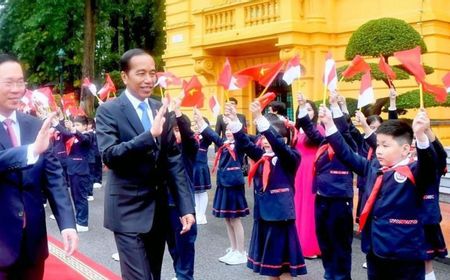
[388,89,450,109]
[313,97,359,116]
[345,18,426,60]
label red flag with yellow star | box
[236,61,284,87]
[181,76,204,108]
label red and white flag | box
[282,55,301,85]
[209,96,220,118]
[82,78,98,96]
[358,71,375,108]
[155,72,181,89]
[218,58,251,91]
[393,46,426,83]
[20,89,35,113]
[97,73,116,101]
[323,52,337,92]
[32,87,57,111]
[341,55,370,79]
[442,72,450,93]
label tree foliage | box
[0,0,165,90]
[345,17,427,60]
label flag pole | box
[322,85,327,106]
[419,83,424,109]
[258,86,270,98]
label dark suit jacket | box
[95,93,195,233]
[0,112,76,268]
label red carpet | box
[44,236,121,280]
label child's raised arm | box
[320,105,371,177]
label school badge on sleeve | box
[394,171,407,183]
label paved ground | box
[46,182,450,280]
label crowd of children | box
[164,89,448,280]
[32,88,447,280]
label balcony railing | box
[244,0,279,26]
[205,9,235,34]
[203,0,279,34]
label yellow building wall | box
[163,0,450,144]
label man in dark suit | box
[0,54,78,279]
[95,48,195,280]
[214,97,247,138]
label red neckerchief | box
[248,154,273,191]
[193,133,201,144]
[65,136,76,155]
[358,165,415,233]
[367,147,374,160]
[313,143,335,174]
[212,142,237,173]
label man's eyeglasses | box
[0,80,28,89]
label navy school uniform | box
[297,113,356,280]
[192,134,212,193]
[166,113,198,280]
[326,128,438,280]
[55,124,92,227]
[52,124,70,187]
[349,123,377,223]
[234,126,307,277]
[349,110,397,223]
[201,126,249,218]
[421,138,448,260]
[88,130,102,187]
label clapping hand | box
[318,104,334,130]
[412,109,430,142]
[250,100,262,120]
[224,102,237,122]
[297,92,306,108]
[33,112,57,156]
[151,98,168,137]
[193,107,205,129]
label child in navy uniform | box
[297,93,356,280]
[319,106,438,280]
[192,117,213,225]
[230,101,307,279]
[87,118,102,192]
[165,99,198,280]
[53,116,92,232]
[421,128,448,280]
[193,107,249,265]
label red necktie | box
[248,155,273,191]
[313,143,335,174]
[4,119,19,147]
[212,143,237,173]
[358,165,415,233]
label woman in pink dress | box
[294,98,322,258]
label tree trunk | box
[81,0,95,116]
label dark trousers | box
[0,232,45,280]
[88,163,95,196]
[69,174,90,226]
[367,251,425,280]
[167,206,197,280]
[114,203,168,280]
[315,195,353,280]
